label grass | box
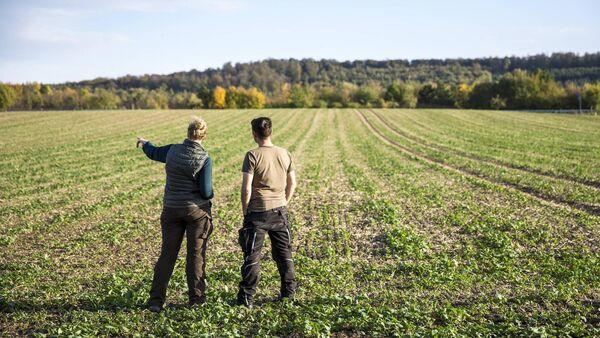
[1,108,599,336]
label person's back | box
[243,145,294,213]
[237,117,297,308]
[137,116,214,312]
[164,140,211,208]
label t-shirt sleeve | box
[242,151,256,174]
[287,151,295,173]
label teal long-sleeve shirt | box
[142,141,214,200]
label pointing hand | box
[136,137,148,148]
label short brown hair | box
[188,116,207,141]
[251,117,272,138]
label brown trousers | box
[148,205,213,306]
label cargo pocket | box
[201,218,213,239]
[238,227,257,255]
[278,209,292,246]
[189,207,212,239]
[279,208,290,227]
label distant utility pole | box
[577,92,582,114]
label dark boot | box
[188,295,206,307]
[236,290,253,308]
[147,302,163,313]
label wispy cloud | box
[15,0,246,46]
[101,0,246,13]
[20,25,129,45]
[16,6,130,46]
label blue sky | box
[1,0,599,83]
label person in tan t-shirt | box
[242,144,295,212]
[237,117,297,307]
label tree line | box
[1,53,600,111]
[267,70,599,110]
[0,84,265,111]
[1,69,599,111]
[68,52,600,93]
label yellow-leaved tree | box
[247,87,266,109]
[455,83,472,108]
[211,86,226,109]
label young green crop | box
[1,109,598,336]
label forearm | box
[241,189,251,215]
[241,172,253,215]
[197,157,213,199]
[142,142,171,163]
[285,184,296,205]
[285,172,296,205]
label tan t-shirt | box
[242,145,295,212]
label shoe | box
[278,287,296,301]
[148,304,163,313]
[277,293,295,302]
[236,292,253,308]
[188,297,206,308]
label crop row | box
[359,110,600,216]
[1,109,598,336]
[381,109,600,183]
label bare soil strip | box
[356,109,600,216]
[388,109,598,169]
[370,109,600,189]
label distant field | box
[1,109,599,336]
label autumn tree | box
[454,83,471,108]
[289,84,313,108]
[225,86,240,109]
[246,87,265,108]
[0,83,16,110]
[582,82,600,111]
[211,86,226,109]
[86,88,120,109]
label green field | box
[1,109,599,336]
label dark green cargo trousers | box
[148,205,213,306]
[237,206,296,301]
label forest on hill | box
[72,52,600,92]
[1,52,599,111]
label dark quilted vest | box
[164,139,209,208]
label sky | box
[1,0,599,83]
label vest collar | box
[183,138,205,151]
